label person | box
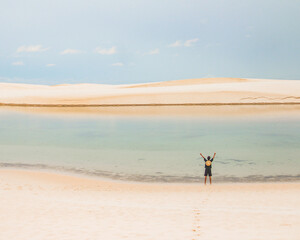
[200,152,216,185]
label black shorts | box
[204,168,212,176]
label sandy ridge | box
[1,78,300,105]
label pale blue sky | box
[1,0,299,84]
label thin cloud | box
[12,61,24,66]
[60,49,84,55]
[17,45,49,53]
[95,46,117,55]
[168,38,199,48]
[112,62,124,67]
[184,38,199,47]
[0,76,48,84]
[147,48,160,55]
[46,64,56,67]
[168,40,182,47]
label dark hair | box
[207,156,211,160]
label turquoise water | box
[0,108,300,182]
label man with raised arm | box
[200,153,216,185]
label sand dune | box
[0,78,300,106]
[0,169,299,240]
[123,77,250,88]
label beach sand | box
[0,169,299,240]
[1,78,300,106]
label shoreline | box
[2,104,300,119]
[1,165,299,184]
[1,102,300,107]
[1,168,300,191]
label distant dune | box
[124,77,250,88]
[0,78,300,106]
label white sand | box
[0,169,299,240]
[1,78,300,105]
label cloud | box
[184,38,199,47]
[12,61,24,66]
[147,48,160,55]
[46,64,56,67]
[17,45,49,53]
[168,38,199,48]
[60,49,84,55]
[168,40,182,47]
[111,62,124,67]
[0,76,49,84]
[95,46,117,55]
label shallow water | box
[0,107,300,182]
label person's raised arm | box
[212,153,216,161]
[200,153,205,159]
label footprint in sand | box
[192,208,201,239]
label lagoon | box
[0,106,299,182]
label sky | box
[1,0,300,85]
